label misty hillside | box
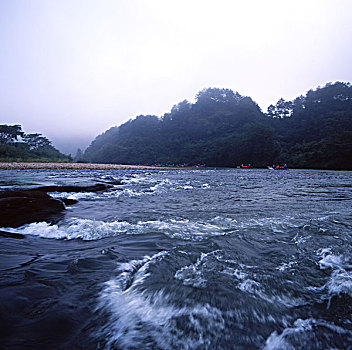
[84,82,352,169]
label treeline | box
[82,81,351,170]
[0,125,71,162]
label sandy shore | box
[0,162,176,170]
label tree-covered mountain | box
[0,125,71,162]
[267,82,352,169]
[84,82,352,169]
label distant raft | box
[237,164,252,169]
[268,164,288,170]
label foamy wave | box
[99,174,124,185]
[120,174,149,184]
[97,178,173,198]
[98,286,225,349]
[174,251,220,288]
[276,261,297,272]
[3,217,236,241]
[263,318,352,350]
[216,216,301,232]
[175,250,252,289]
[317,248,344,270]
[149,179,172,191]
[49,191,97,200]
[3,215,328,242]
[238,279,262,293]
[151,219,227,240]
[97,252,225,349]
[316,248,352,301]
[326,270,352,298]
[114,251,168,290]
[236,278,302,307]
[4,219,136,240]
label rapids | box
[1,168,352,349]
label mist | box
[1,0,352,155]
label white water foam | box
[173,250,300,308]
[276,261,297,272]
[149,179,171,192]
[175,250,251,289]
[317,248,344,270]
[326,270,352,299]
[97,251,225,349]
[3,219,136,240]
[2,215,328,243]
[119,174,149,184]
[238,279,262,294]
[2,217,233,241]
[236,278,301,307]
[49,191,97,200]
[174,251,220,288]
[316,248,352,303]
[263,318,352,350]
[218,216,301,232]
[237,277,305,308]
[93,178,174,198]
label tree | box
[23,133,52,150]
[0,124,70,162]
[0,124,23,144]
[196,88,242,105]
[83,82,352,169]
[266,98,293,119]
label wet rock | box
[0,184,111,228]
[0,197,65,228]
[61,198,78,206]
[0,230,25,239]
[0,190,50,199]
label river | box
[0,168,352,349]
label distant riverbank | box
[0,162,175,170]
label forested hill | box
[84,82,352,169]
[0,125,70,162]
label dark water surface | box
[1,168,352,349]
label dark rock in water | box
[0,197,65,228]
[61,198,78,205]
[0,190,51,199]
[34,184,112,193]
[0,230,25,239]
[0,184,111,228]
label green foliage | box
[269,82,352,169]
[0,125,71,162]
[0,124,23,144]
[82,82,352,169]
[22,133,51,150]
[84,88,277,167]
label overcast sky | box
[1,0,352,154]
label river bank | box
[0,162,174,170]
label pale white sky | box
[1,0,351,154]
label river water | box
[0,168,352,349]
